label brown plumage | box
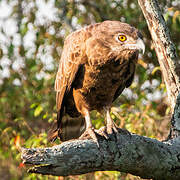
[49,20,145,143]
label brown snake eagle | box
[49,20,145,145]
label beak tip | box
[137,38,145,54]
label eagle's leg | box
[105,107,119,135]
[79,109,99,145]
[94,107,119,139]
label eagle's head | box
[89,20,145,59]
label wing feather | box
[47,28,89,141]
[55,30,87,113]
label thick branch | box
[138,0,180,139]
[138,0,180,110]
[22,130,180,180]
[168,93,180,138]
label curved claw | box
[106,122,119,135]
[79,127,99,147]
[95,127,109,139]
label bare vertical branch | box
[138,0,180,111]
[138,0,180,139]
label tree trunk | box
[138,0,180,111]
[138,0,180,138]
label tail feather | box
[59,115,86,141]
[48,129,58,142]
[48,115,86,142]
[48,121,59,142]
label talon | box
[87,127,98,144]
[104,107,119,136]
[79,110,100,147]
[79,127,99,147]
[95,127,109,139]
[107,122,119,135]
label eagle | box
[49,20,145,144]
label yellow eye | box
[118,35,127,42]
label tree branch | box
[168,93,180,139]
[21,129,180,180]
[138,0,180,111]
[138,0,180,139]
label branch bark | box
[138,0,180,138]
[21,0,180,179]
[21,129,180,180]
[138,0,180,111]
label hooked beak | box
[125,38,145,54]
[136,38,145,54]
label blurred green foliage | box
[0,0,179,179]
